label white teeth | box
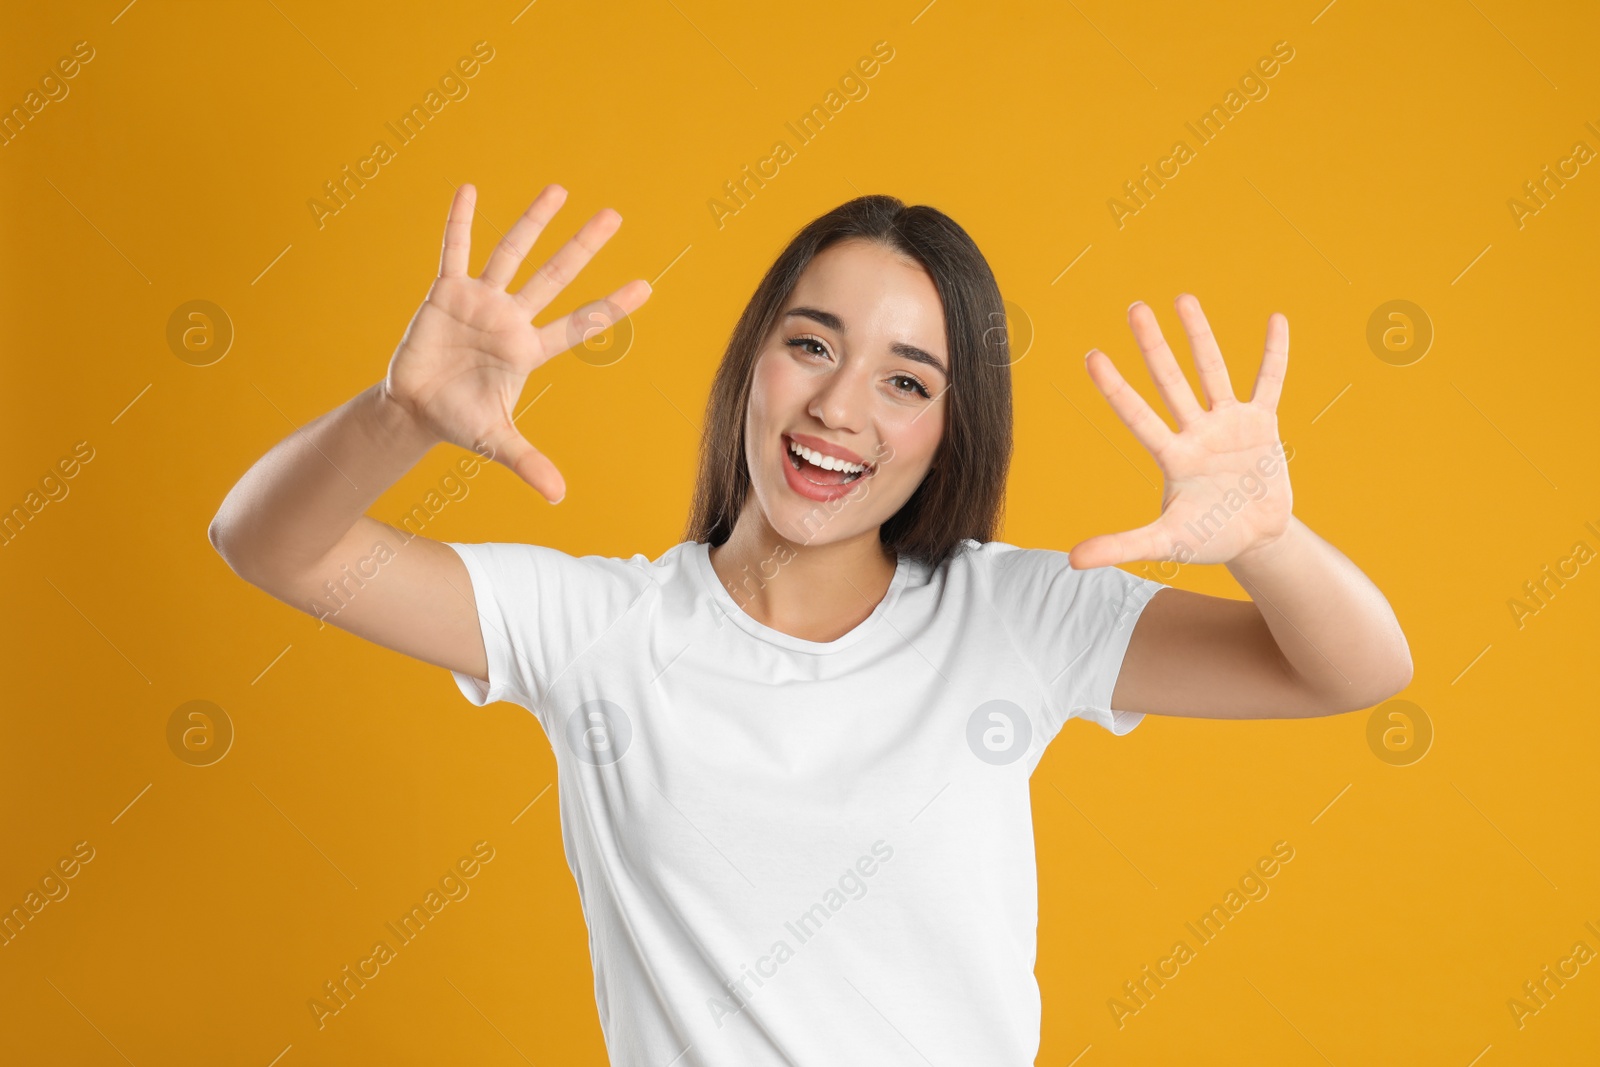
[787,438,866,474]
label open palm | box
[385,182,651,504]
[1071,294,1292,570]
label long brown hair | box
[682,195,1014,571]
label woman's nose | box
[807,367,871,431]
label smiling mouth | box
[784,435,873,485]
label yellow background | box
[3,0,1597,1063]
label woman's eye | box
[890,374,931,399]
[785,336,829,358]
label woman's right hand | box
[383,182,651,504]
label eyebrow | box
[784,306,948,380]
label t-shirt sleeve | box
[985,543,1169,737]
[443,541,650,720]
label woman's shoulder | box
[443,538,701,591]
[941,537,1142,595]
[944,537,1071,571]
[913,538,1066,598]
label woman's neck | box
[708,514,898,643]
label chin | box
[762,471,887,548]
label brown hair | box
[682,195,1014,571]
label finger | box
[1084,347,1177,457]
[481,420,567,504]
[440,183,476,278]
[480,184,569,290]
[513,208,625,316]
[533,278,653,358]
[1127,300,1206,428]
[1250,312,1290,410]
[1172,293,1237,411]
[1069,520,1176,570]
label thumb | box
[478,422,567,504]
[1068,521,1174,570]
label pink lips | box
[780,433,874,503]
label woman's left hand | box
[1069,294,1293,570]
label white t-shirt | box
[445,537,1167,1066]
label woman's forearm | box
[1224,515,1413,708]
[209,381,441,583]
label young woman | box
[210,183,1412,1065]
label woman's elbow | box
[1352,647,1414,712]
[1389,651,1415,695]
[208,513,266,585]
[207,516,229,555]
[1383,629,1416,698]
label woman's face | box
[742,237,949,548]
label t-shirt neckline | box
[691,540,911,654]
